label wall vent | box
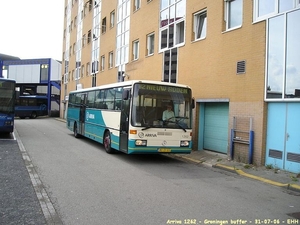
[236,60,246,74]
[287,152,300,163]
[269,149,283,159]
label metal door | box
[119,88,131,152]
[79,93,86,135]
[203,102,229,154]
[266,103,300,173]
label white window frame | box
[110,11,115,28]
[147,33,155,55]
[225,0,243,31]
[159,0,186,52]
[134,0,141,11]
[109,51,114,68]
[193,10,207,41]
[101,55,105,71]
[254,0,300,22]
[133,40,139,60]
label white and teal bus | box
[66,80,194,154]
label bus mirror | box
[123,90,130,100]
[191,98,195,109]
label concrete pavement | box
[1,121,299,224]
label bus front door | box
[119,88,131,152]
[79,94,86,135]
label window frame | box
[193,9,207,41]
[109,51,114,69]
[101,55,105,71]
[147,33,155,56]
[110,11,115,28]
[224,0,243,31]
[133,40,139,61]
[254,0,300,22]
[159,0,186,52]
[134,0,141,11]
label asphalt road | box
[14,117,300,225]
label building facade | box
[61,0,300,173]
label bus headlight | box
[5,121,13,126]
[135,140,147,146]
[180,141,190,147]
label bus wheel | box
[74,123,80,138]
[104,131,114,154]
[30,112,37,119]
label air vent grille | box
[287,152,300,163]
[269,149,282,159]
[237,60,246,74]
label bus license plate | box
[158,148,171,152]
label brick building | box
[61,0,300,173]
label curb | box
[215,164,300,192]
[175,156,300,193]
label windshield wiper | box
[142,126,153,131]
[161,119,187,132]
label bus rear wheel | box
[104,131,114,154]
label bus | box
[15,95,48,119]
[0,78,16,133]
[67,80,194,154]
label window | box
[254,0,299,22]
[225,0,243,30]
[266,9,300,99]
[159,0,186,51]
[109,51,114,68]
[74,16,77,28]
[89,0,92,11]
[82,34,86,47]
[193,10,207,40]
[133,40,139,60]
[40,64,49,81]
[176,21,184,44]
[73,43,76,55]
[81,65,85,77]
[147,33,155,55]
[110,11,115,28]
[101,55,105,71]
[163,48,177,83]
[87,30,91,43]
[102,17,106,34]
[86,62,90,76]
[134,0,141,11]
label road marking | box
[14,129,63,225]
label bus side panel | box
[84,109,121,150]
[66,107,80,132]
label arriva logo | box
[86,112,95,120]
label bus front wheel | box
[30,112,37,119]
[104,131,114,154]
[74,123,80,138]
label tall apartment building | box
[61,0,300,173]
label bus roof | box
[69,80,191,94]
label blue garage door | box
[203,103,229,154]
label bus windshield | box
[0,81,15,114]
[132,83,192,129]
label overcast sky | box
[0,0,65,61]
